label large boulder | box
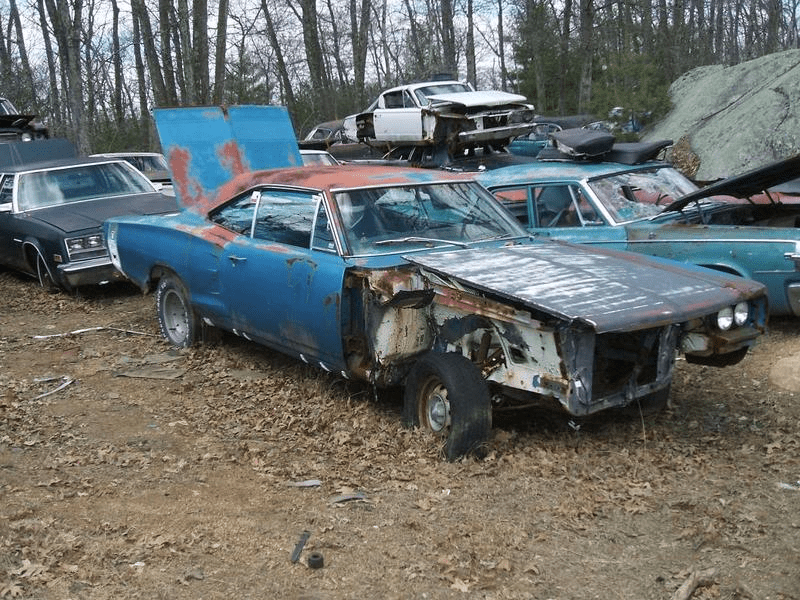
[644,49,800,181]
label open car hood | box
[405,243,765,334]
[425,90,528,108]
[663,153,800,212]
[153,106,303,211]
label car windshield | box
[586,166,699,223]
[17,161,155,210]
[0,99,19,115]
[334,181,525,255]
[414,83,472,104]
[123,154,168,173]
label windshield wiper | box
[374,236,470,248]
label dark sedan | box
[0,153,178,290]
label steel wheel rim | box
[420,379,451,433]
[163,289,189,344]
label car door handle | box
[228,255,247,264]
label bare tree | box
[213,0,229,103]
[44,0,90,153]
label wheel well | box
[699,264,743,277]
[22,241,44,272]
[148,265,175,292]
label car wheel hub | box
[424,387,450,432]
[163,290,188,342]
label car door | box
[372,89,424,142]
[213,188,348,371]
[0,174,27,271]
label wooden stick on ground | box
[671,568,719,600]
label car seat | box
[537,187,575,227]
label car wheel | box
[35,253,58,292]
[156,275,200,347]
[403,352,492,460]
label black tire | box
[156,275,200,347]
[403,352,492,460]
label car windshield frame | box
[585,165,700,224]
[16,161,156,211]
[332,180,527,257]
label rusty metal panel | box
[153,106,302,211]
[405,243,758,333]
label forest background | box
[0,0,798,156]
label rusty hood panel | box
[153,106,302,211]
[405,243,765,333]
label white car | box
[345,80,535,155]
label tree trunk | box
[298,0,331,114]
[577,0,594,113]
[132,0,168,107]
[497,0,508,90]
[176,0,195,104]
[158,0,178,104]
[109,0,124,122]
[350,0,371,107]
[261,0,296,108]
[9,0,37,102]
[465,0,476,87]
[192,0,209,102]
[440,0,456,77]
[212,0,229,103]
[131,7,151,148]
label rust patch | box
[167,146,212,212]
[218,140,249,178]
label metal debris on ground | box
[32,376,74,400]
[290,530,311,563]
[33,326,154,340]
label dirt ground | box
[0,270,798,600]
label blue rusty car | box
[477,130,800,317]
[104,107,767,459]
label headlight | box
[716,306,734,330]
[65,233,105,258]
[20,132,33,142]
[734,302,750,326]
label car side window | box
[253,189,317,248]
[493,187,530,226]
[534,185,577,227]
[383,90,403,109]
[0,175,13,208]
[531,184,603,227]
[210,192,257,235]
[311,200,336,252]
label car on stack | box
[476,128,800,317]
[344,80,536,160]
[103,105,767,460]
[0,97,49,142]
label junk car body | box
[0,141,179,290]
[344,80,536,158]
[0,97,49,142]
[477,130,800,317]
[104,106,767,459]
